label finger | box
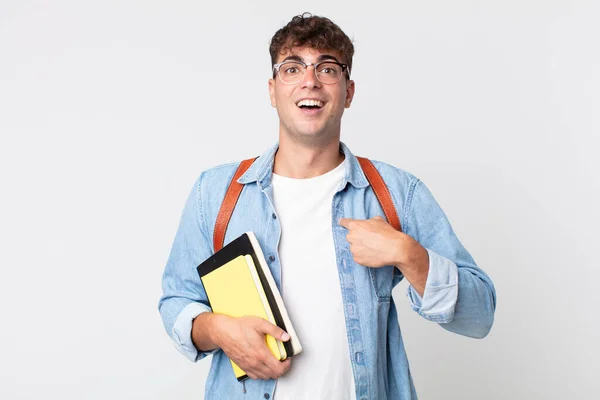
[244,358,272,380]
[280,358,292,374]
[373,215,385,221]
[229,345,270,380]
[339,217,352,228]
[268,358,292,380]
[258,345,287,377]
[252,322,292,375]
[262,356,284,380]
[256,361,275,380]
[250,320,291,374]
[256,319,290,342]
[265,356,292,379]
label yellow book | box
[200,254,286,380]
[197,232,303,381]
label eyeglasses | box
[273,60,351,85]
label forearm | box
[393,233,429,297]
[191,312,221,352]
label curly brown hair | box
[269,13,354,77]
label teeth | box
[296,99,323,107]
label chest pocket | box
[368,266,396,301]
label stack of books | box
[197,232,302,381]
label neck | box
[273,135,345,179]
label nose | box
[300,65,321,89]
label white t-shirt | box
[271,159,356,400]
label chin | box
[294,121,326,136]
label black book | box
[197,232,302,381]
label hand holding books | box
[196,232,302,381]
[193,313,292,380]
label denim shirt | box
[159,142,497,400]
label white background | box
[1,1,598,399]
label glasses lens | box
[316,62,343,84]
[279,62,305,84]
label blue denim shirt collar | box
[237,141,370,189]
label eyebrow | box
[280,54,342,64]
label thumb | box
[257,319,290,342]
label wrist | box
[205,313,222,346]
[192,312,221,352]
[394,234,429,272]
[392,232,410,268]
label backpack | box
[213,157,402,252]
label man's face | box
[268,47,355,145]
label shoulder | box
[186,160,250,204]
[188,160,252,217]
[198,161,241,185]
[365,158,421,193]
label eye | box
[281,62,303,75]
[318,63,340,75]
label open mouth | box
[296,99,325,110]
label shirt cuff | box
[406,249,459,323]
[172,302,219,362]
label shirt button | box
[269,255,275,262]
[272,213,277,219]
[264,394,270,399]
[355,352,363,364]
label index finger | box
[339,217,353,228]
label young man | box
[159,13,496,400]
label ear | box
[268,78,277,108]
[344,79,355,108]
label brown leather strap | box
[213,155,402,252]
[213,157,257,252]
[356,157,402,232]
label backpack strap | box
[213,157,257,252]
[356,157,402,232]
[213,155,402,252]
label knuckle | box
[277,365,287,376]
[256,371,268,380]
[259,320,272,332]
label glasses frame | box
[272,60,351,85]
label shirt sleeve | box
[172,303,219,362]
[406,249,458,323]
[403,178,496,338]
[158,172,218,362]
